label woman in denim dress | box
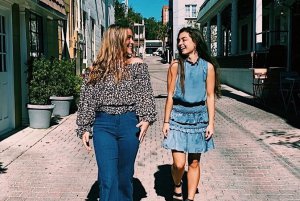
[162,27,221,201]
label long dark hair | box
[177,27,221,98]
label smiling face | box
[125,28,134,55]
[177,31,196,56]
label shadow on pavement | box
[0,162,7,174]
[85,178,146,201]
[86,181,98,201]
[270,139,300,149]
[154,164,191,201]
[133,177,147,201]
[221,89,300,129]
[155,94,167,99]
[51,116,63,126]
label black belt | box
[173,98,205,107]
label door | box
[0,13,12,134]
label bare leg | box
[171,150,186,200]
[187,153,201,200]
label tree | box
[144,17,159,39]
[157,23,168,41]
[114,0,166,40]
[115,0,143,26]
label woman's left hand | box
[205,124,214,140]
[136,121,150,142]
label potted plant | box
[27,57,55,129]
[49,59,82,117]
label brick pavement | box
[0,56,299,201]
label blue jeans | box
[93,111,140,201]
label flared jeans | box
[93,111,140,201]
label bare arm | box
[162,61,178,136]
[205,62,216,139]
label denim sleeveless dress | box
[162,59,215,153]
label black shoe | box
[185,199,193,201]
[173,181,183,201]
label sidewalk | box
[0,57,299,201]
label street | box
[0,56,299,201]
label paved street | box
[0,56,299,201]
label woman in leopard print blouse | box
[76,24,157,201]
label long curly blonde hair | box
[88,24,131,84]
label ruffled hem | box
[162,119,214,153]
[162,131,215,153]
[170,121,207,134]
[162,129,215,153]
[162,143,215,154]
[171,105,208,124]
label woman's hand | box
[136,121,150,142]
[205,124,214,140]
[82,132,92,152]
[162,122,170,137]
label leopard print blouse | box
[76,62,157,138]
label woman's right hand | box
[82,132,92,152]
[162,122,170,137]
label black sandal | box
[173,181,183,201]
[185,199,193,201]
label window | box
[58,20,65,59]
[241,24,248,51]
[0,15,6,72]
[29,12,43,57]
[185,5,197,18]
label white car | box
[153,51,161,56]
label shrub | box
[49,59,82,97]
[27,57,82,105]
[27,57,53,105]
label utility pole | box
[138,25,140,56]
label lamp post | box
[134,22,144,57]
[138,24,140,56]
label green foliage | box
[114,0,129,26]
[114,0,166,40]
[157,23,168,41]
[114,0,143,26]
[49,59,82,97]
[27,57,82,105]
[144,17,163,40]
[28,57,54,105]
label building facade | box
[0,0,67,137]
[168,0,204,58]
[197,0,300,94]
[162,5,169,25]
[68,0,115,74]
[0,0,114,138]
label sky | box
[126,0,169,21]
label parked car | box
[153,51,161,56]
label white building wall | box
[107,0,115,26]
[82,0,114,67]
[172,0,204,58]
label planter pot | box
[27,104,55,129]
[50,96,74,117]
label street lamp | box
[134,22,144,57]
